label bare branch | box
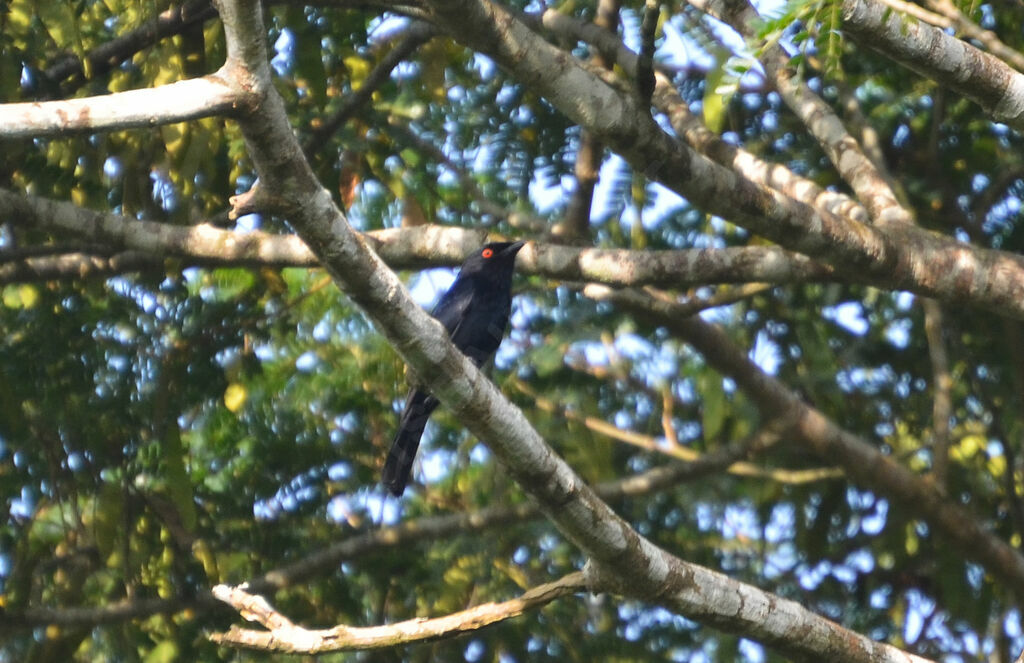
[585,284,1024,598]
[209,572,586,653]
[0,76,240,139]
[0,188,833,287]
[922,0,1024,74]
[695,0,911,227]
[526,7,870,223]
[208,2,937,659]
[841,0,1024,129]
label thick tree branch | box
[0,188,833,287]
[703,0,912,227]
[207,1,933,660]
[585,284,1024,599]
[209,572,586,653]
[526,7,870,223]
[841,0,1024,129]
[922,0,1024,74]
[0,76,239,139]
[420,0,1024,321]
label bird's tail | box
[382,389,439,496]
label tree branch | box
[841,0,1024,129]
[584,284,1024,598]
[0,76,240,139]
[207,1,934,660]
[703,0,912,227]
[420,0,1024,320]
[0,188,833,287]
[922,0,1024,74]
[526,7,870,223]
[209,572,586,653]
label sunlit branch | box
[697,0,912,227]
[876,0,948,27]
[209,572,586,653]
[841,0,1024,130]
[526,6,871,225]
[0,76,240,139]
[921,0,1024,73]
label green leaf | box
[702,47,739,133]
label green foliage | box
[5,0,1024,661]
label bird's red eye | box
[482,248,494,258]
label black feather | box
[381,241,525,496]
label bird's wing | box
[431,275,475,336]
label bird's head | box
[459,240,526,276]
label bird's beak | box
[505,240,526,256]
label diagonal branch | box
[584,284,1024,598]
[921,0,1024,74]
[525,7,869,223]
[208,1,934,660]
[420,0,1024,320]
[841,0,1024,129]
[698,0,912,227]
[209,572,586,653]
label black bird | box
[382,240,526,496]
